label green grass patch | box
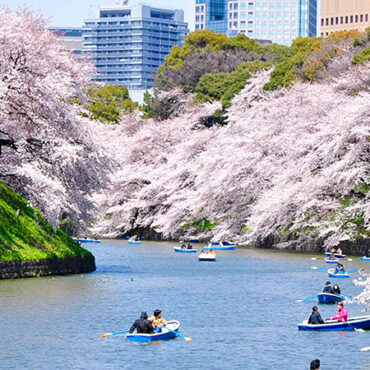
[0,183,92,262]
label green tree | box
[87,84,136,124]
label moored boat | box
[126,320,180,342]
[317,293,344,304]
[325,252,346,259]
[73,238,101,243]
[362,257,370,262]
[174,247,197,253]
[128,240,141,245]
[328,268,350,278]
[325,257,339,264]
[298,315,370,331]
[198,251,217,261]
[204,245,236,251]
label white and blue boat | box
[328,268,350,278]
[298,315,370,331]
[174,247,197,253]
[317,293,344,304]
[325,257,339,264]
[73,238,101,244]
[204,245,236,251]
[198,252,217,261]
[325,252,346,259]
[128,240,141,245]
[126,320,180,342]
[362,257,370,262]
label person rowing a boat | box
[149,309,167,333]
[331,302,348,322]
[129,312,154,334]
[308,306,324,324]
[336,247,343,256]
[187,243,193,250]
[334,263,345,274]
[323,281,335,294]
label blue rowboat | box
[325,257,339,264]
[204,246,236,251]
[317,293,344,304]
[174,247,197,253]
[73,238,101,243]
[128,240,141,245]
[126,320,180,342]
[362,257,370,261]
[328,268,350,278]
[189,239,199,243]
[325,253,346,259]
[298,315,370,331]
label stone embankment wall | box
[0,255,96,280]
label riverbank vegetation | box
[0,183,92,262]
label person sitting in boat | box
[334,263,345,274]
[180,241,187,249]
[366,249,370,258]
[129,312,154,334]
[336,247,343,255]
[333,284,341,294]
[331,302,348,322]
[323,281,335,294]
[308,306,324,324]
[187,243,193,250]
[149,309,167,333]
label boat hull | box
[198,253,216,261]
[298,316,370,331]
[73,238,101,244]
[126,320,180,342]
[174,247,197,253]
[204,246,236,251]
[363,257,370,261]
[325,253,346,259]
[328,268,350,278]
[128,241,141,245]
[325,258,339,264]
[317,293,344,304]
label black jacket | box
[323,286,335,294]
[129,318,154,334]
[308,311,324,324]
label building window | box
[340,17,343,24]
[355,15,358,22]
[234,3,238,10]
[196,6,199,13]
[345,16,348,24]
[241,12,246,19]
[321,18,324,26]
[366,14,368,22]
[196,24,199,30]
[360,14,363,22]
[234,12,238,19]
[330,18,334,25]
[335,17,338,24]
[350,15,353,23]
[326,18,329,26]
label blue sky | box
[1,0,195,29]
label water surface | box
[1,240,370,369]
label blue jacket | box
[323,286,335,294]
[308,311,324,324]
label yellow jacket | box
[149,315,167,327]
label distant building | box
[321,0,370,37]
[82,2,188,91]
[195,0,228,34]
[195,0,320,46]
[49,27,83,55]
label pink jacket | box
[331,307,348,322]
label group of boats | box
[298,250,370,332]
[174,240,237,261]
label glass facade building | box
[196,0,320,46]
[195,0,228,34]
[82,4,188,90]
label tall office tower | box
[227,0,319,46]
[82,3,188,91]
[195,0,228,33]
[321,0,370,37]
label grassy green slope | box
[0,183,92,262]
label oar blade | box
[99,332,112,338]
[184,337,192,341]
[360,346,370,351]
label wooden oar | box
[163,324,192,342]
[311,266,328,273]
[99,329,130,338]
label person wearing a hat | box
[323,281,335,294]
[129,312,154,333]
